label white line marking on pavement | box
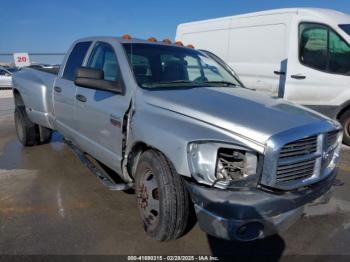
[57,183,65,219]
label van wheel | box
[14,106,39,146]
[339,110,350,146]
[135,150,190,241]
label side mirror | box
[74,67,123,94]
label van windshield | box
[123,43,241,89]
[339,24,350,37]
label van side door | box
[285,22,350,118]
[74,41,129,174]
[53,41,92,138]
[227,17,290,97]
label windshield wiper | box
[204,81,238,87]
[159,80,194,84]
[204,80,256,90]
[142,80,206,89]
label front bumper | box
[185,169,337,241]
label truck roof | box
[72,36,193,48]
[177,8,350,28]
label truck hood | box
[143,87,331,145]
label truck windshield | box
[123,43,241,89]
[339,24,350,37]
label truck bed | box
[28,65,60,75]
[12,67,57,129]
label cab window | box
[87,42,119,81]
[63,41,92,81]
[299,23,350,75]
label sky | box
[1,0,350,64]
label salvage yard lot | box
[0,92,350,256]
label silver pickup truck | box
[12,36,343,242]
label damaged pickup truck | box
[12,36,343,241]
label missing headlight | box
[216,148,246,181]
[216,148,258,182]
[188,142,259,189]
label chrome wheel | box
[137,169,160,227]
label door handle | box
[54,86,62,93]
[274,71,286,75]
[291,74,306,80]
[76,94,87,102]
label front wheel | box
[135,150,190,241]
[339,110,350,146]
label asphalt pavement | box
[0,92,350,257]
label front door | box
[74,41,129,173]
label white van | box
[176,8,350,145]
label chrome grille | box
[276,135,318,186]
[279,135,317,159]
[326,130,338,149]
[262,129,342,190]
[276,159,315,183]
[323,131,340,169]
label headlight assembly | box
[187,142,260,189]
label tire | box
[135,150,190,241]
[14,106,39,146]
[39,126,52,144]
[339,110,350,146]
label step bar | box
[64,139,133,191]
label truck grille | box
[279,135,317,159]
[276,135,318,186]
[326,130,338,149]
[262,129,341,190]
[276,159,315,183]
[323,131,340,168]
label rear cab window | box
[62,41,92,81]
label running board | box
[64,139,133,191]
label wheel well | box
[13,89,24,107]
[127,142,149,179]
[337,105,350,121]
[126,142,178,179]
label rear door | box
[53,41,92,138]
[74,41,129,173]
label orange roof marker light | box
[122,34,132,40]
[175,41,184,46]
[148,37,157,42]
[162,38,172,44]
[187,44,195,49]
